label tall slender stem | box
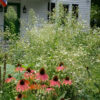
[0,66,1,86]
[3,54,7,83]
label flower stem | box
[0,66,1,87]
[3,54,7,84]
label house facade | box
[0,0,91,32]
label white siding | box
[21,0,49,21]
[0,0,21,31]
[8,0,21,3]
[0,0,50,32]
[79,0,91,25]
[0,0,91,32]
[20,0,50,33]
[51,0,91,26]
[0,11,4,32]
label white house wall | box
[21,0,49,22]
[52,0,91,25]
[0,0,91,32]
[0,0,21,32]
[79,0,91,25]
[0,11,4,32]
[20,0,50,33]
[0,0,50,32]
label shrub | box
[4,6,20,40]
[0,6,100,100]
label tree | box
[91,0,100,27]
[4,6,20,40]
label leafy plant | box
[4,6,20,40]
[0,5,100,100]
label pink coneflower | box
[36,68,48,81]
[56,62,65,71]
[16,79,30,92]
[62,76,72,85]
[50,76,60,87]
[46,87,54,93]
[24,68,35,80]
[5,74,15,83]
[41,84,47,89]
[16,93,23,100]
[26,68,35,74]
[15,64,25,72]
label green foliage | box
[0,6,100,100]
[91,0,100,27]
[91,4,100,27]
[4,6,20,40]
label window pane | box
[72,4,79,18]
[51,3,55,12]
[63,4,69,13]
[48,2,55,20]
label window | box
[63,4,69,14]
[72,4,79,18]
[48,2,55,12]
[48,2,55,20]
[51,3,55,12]
[0,5,3,12]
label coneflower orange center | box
[20,80,25,85]
[65,76,69,80]
[53,76,58,81]
[27,68,31,73]
[8,74,12,78]
[40,68,45,75]
[17,63,21,67]
[59,62,64,67]
[18,93,22,98]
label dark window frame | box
[72,4,79,19]
[63,4,69,14]
[48,2,55,20]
